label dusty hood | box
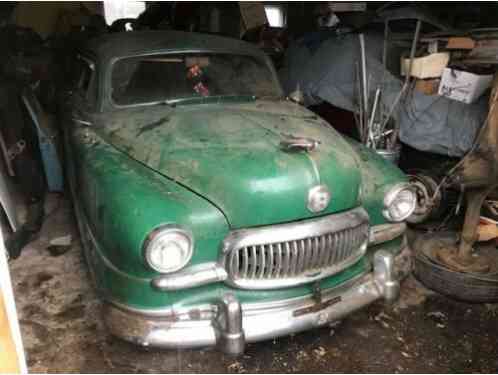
[97,100,362,228]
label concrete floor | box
[10,194,498,373]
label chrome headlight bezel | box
[382,183,416,222]
[143,225,194,274]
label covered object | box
[279,31,488,157]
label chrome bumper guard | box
[104,248,409,355]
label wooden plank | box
[0,230,27,374]
[0,292,20,373]
[446,37,476,50]
[239,2,267,32]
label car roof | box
[82,30,266,63]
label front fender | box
[70,133,229,279]
[346,139,408,225]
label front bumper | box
[104,247,410,355]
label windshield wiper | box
[159,100,177,108]
[159,95,258,106]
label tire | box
[413,232,498,303]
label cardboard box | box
[239,2,267,32]
[446,37,476,50]
[415,79,440,95]
[401,52,450,79]
[438,68,493,104]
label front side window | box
[111,53,281,106]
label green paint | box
[97,100,363,228]
[66,48,408,310]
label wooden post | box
[0,229,27,374]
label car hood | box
[97,100,362,228]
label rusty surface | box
[9,194,498,373]
[436,76,498,269]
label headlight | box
[382,183,416,222]
[143,226,193,273]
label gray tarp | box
[279,32,488,157]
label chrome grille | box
[222,207,369,289]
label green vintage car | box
[62,31,415,355]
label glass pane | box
[111,53,280,106]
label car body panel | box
[96,100,363,228]
[62,31,409,320]
[347,139,407,224]
[65,126,229,280]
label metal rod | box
[355,62,364,141]
[404,20,422,88]
[382,20,389,70]
[380,20,389,122]
[366,73,373,138]
[380,20,422,145]
[359,33,368,142]
[368,87,381,149]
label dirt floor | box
[9,194,498,373]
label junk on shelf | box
[280,8,498,161]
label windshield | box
[111,53,281,106]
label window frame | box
[105,49,284,110]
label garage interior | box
[2,1,498,373]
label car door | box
[62,55,99,228]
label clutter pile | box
[279,8,498,159]
[0,4,103,259]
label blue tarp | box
[279,31,488,157]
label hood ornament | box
[280,135,320,152]
[307,185,331,213]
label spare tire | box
[413,231,498,303]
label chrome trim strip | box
[103,248,406,353]
[107,298,217,319]
[71,187,150,284]
[369,223,406,246]
[147,222,404,293]
[112,271,367,317]
[225,249,366,290]
[152,262,227,291]
[222,207,369,253]
[0,168,18,231]
[242,271,367,313]
[85,218,150,283]
[304,152,322,185]
[221,207,369,289]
